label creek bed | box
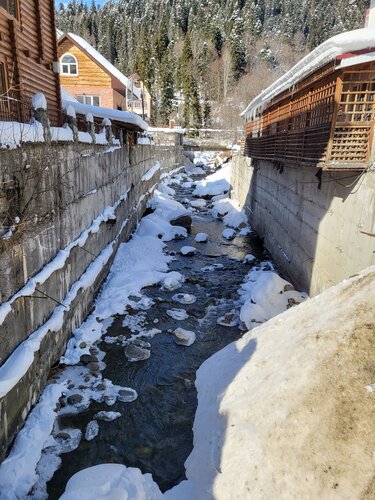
[47,154,266,498]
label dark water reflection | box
[47,160,266,498]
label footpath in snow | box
[0,151,317,500]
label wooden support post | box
[326,73,343,162]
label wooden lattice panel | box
[330,125,371,162]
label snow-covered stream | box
[0,151,306,499]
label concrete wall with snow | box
[231,155,375,295]
[0,142,182,460]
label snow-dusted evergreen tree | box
[57,0,370,127]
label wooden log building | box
[0,0,61,125]
[242,29,375,172]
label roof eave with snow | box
[241,28,375,121]
[62,99,148,132]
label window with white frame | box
[61,54,78,75]
[77,95,100,106]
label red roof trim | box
[336,47,375,60]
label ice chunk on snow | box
[195,233,208,243]
[166,309,189,321]
[173,328,196,346]
[142,162,161,181]
[60,463,163,500]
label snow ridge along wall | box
[0,142,183,461]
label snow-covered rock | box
[180,246,197,256]
[173,328,196,347]
[222,228,236,240]
[239,268,307,330]
[190,199,206,208]
[195,233,208,243]
[60,464,163,500]
[193,163,231,198]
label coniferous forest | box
[57,0,369,128]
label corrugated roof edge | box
[241,27,375,120]
[62,99,148,131]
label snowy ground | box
[0,151,311,499]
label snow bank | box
[0,383,65,499]
[239,267,307,329]
[175,267,375,499]
[62,188,189,365]
[193,163,231,198]
[60,464,163,500]
[242,27,375,120]
[211,198,248,229]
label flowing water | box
[47,154,266,498]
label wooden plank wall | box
[0,0,61,125]
[58,39,112,89]
[244,61,375,170]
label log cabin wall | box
[58,37,127,110]
[0,0,61,125]
[244,61,375,171]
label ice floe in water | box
[166,309,189,321]
[173,328,196,346]
[85,420,99,441]
[124,343,151,362]
[172,293,197,304]
[94,411,121,422]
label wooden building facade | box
[58,33,142,115]
[0,0,61,125]
[243,49,375,171]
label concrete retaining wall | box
[0,142,182,460]
[231,155,375,295]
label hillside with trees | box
[57,0,369,128]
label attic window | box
[0,0,19,19]
[61,54,78,75]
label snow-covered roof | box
[62,98,148,131]
[241,28,375,121]
[61,33,141,100]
